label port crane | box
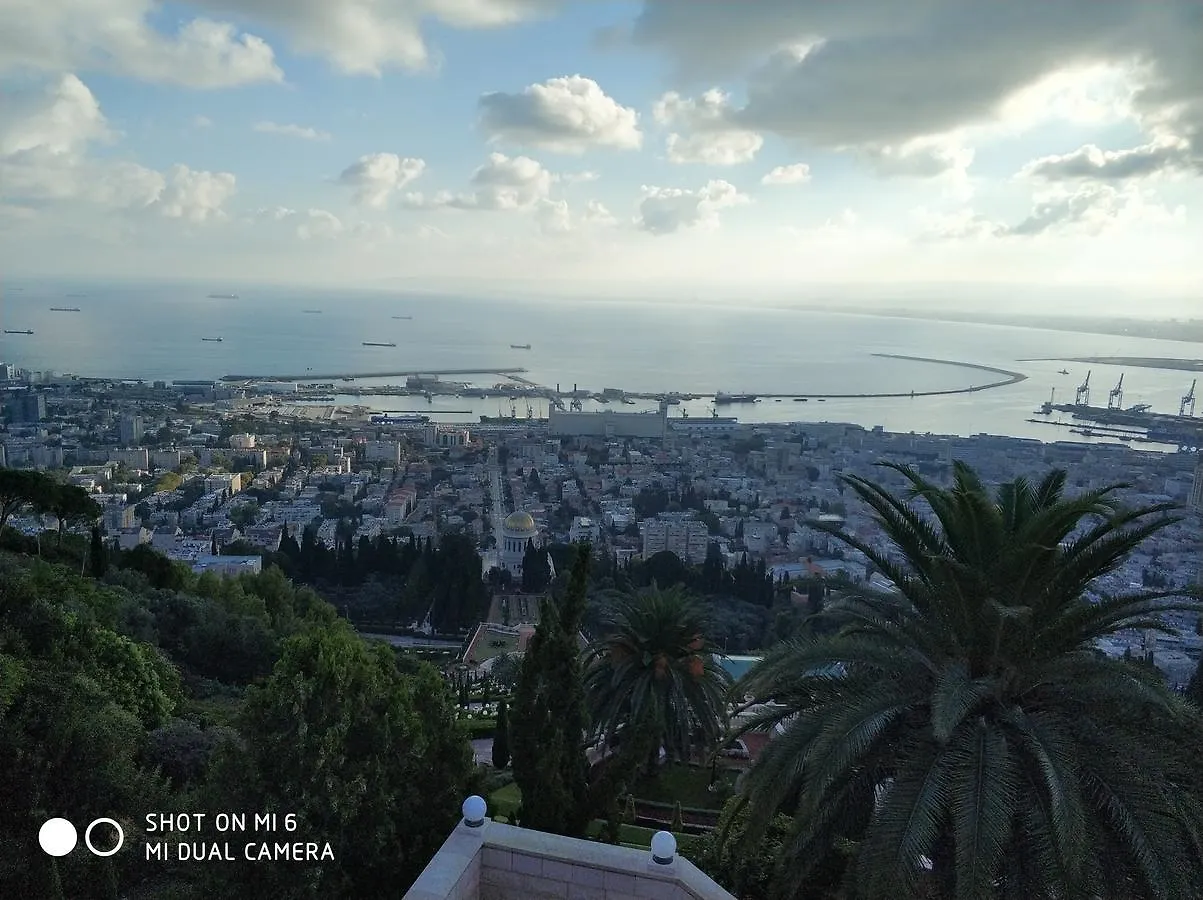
[1182,379,1197,418]
[1108,374,1124,410]
[1074,370,1092,407]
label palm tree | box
[584,584,732,771]
[731,461,1203,900]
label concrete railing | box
[404,797,735,900]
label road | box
[488,447,506,551]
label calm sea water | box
[1,279,1197,448]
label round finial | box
[462,795,487,827]
[650,830,676,865]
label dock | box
[222,367,529,382]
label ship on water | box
[392,315,413,320]
[208,293,239,299]
[302,309,323,314]
[510,343,531,350]
[715,391,759,404]
[371,414,429,425]
[201,337,223,342]
[49,306,81,312]
[362,341,397,347]
[4,329,33,335]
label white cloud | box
[636,179,749,235]
[406,152,555,211]
[582,200,617,225]
[1002,185,1185,237]
[653,89,763,165]
[0,3,282,88]
[297,209,344,240]
[479,75,642,153]
[0,74,234,221]
[1020,139,1194,182]
[254,121,332,141]
[156,165,237,222]
[338,153,426,207]
[0,74,110,155]
[535,199,572,234]
[761,163,811,185]
[193,115,214,128]
[622,2,1203,173]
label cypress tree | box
[492,701,511,769]
[511,545,591,836]
[89,526,107,578]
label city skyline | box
[1,2,1202,309]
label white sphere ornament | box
[650,830,676,865]
[462,795,487,827]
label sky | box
[1,0,1202,311]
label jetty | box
[223,367,530,382]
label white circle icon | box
[85,818,125,857]
[39,818,78,857]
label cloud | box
[479,75,642,153]
[0,74,111,156]
[761,163,810,185]
[338,153,426,207]
[636,179,749,235]
[861,137,974,178]
[582,200,617,225]
[1001,185,1185,237]
[620,1,1203,172]
[653,89,763,165]
[156,165,237,222]
[254,121,331,141]
[297,209,344,240]
[0,74,235,221]
[405,152,555,211]
[0,3,282,87]
[1020,139,1195,181]
[193,115,214,128]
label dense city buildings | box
[1,359,1200,681]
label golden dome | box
[503,511,536,532]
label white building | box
[549,405,668,440]
[364,440,402,464]
[109,448,149,469]
[499,511,539,575]
[569,516,600,545]
[229,433,256,450]
[642,519,709,565]
[424,425,471,448]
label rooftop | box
[405,797,734,900]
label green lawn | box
[630,763,736,810]
[490,782,522,819]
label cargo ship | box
[715,392,759,404]
[208,293,239,299]
[201,337,223,342]
[49,307,81,312]
[302,309,322,314]
[371,414,429,425]
[3,329,33,335]
[392,315,413,320]
[510,343,531,350]
[362,341,397,347]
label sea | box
[1,279,1198,451]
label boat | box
[715,392,759,404]
[208,293,238,299]
[362,341,397,347]
[49,307,80,312]
[3,329,33,335]
[303,309,323,314]
[510,343,531,350]
[201,337,223,342]
[794,398,808,402]
[371,414,429,425]
[392,315,413,320]
[1058,368,1069,375]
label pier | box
[221,367,529,382]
